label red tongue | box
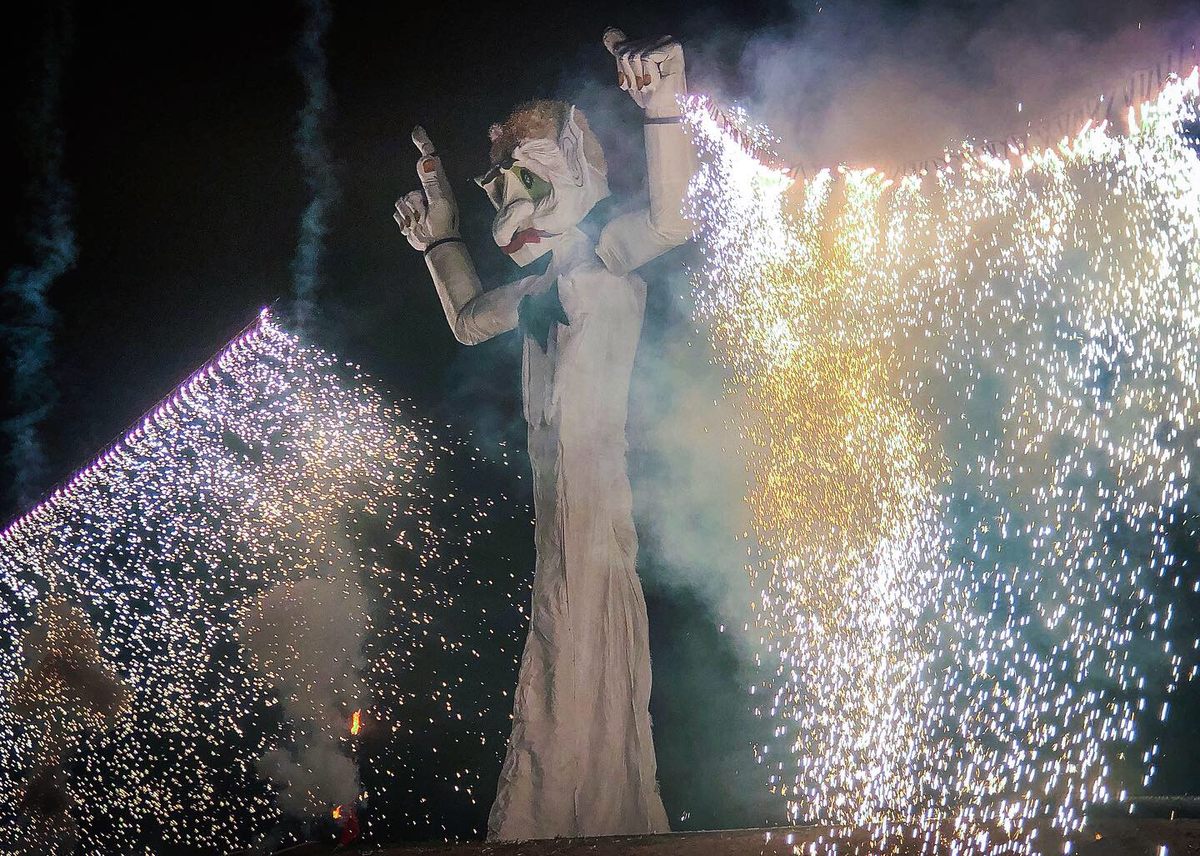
[502,229,555,255]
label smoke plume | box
[536,1,1200,828]
[730,0,1199,171]
[238,575,367,817]
[3,3,76,510]
[291,0,338,327]
[10,599,130,853]
[10,598,130,749]
[16,763,76,856]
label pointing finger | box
[411,129,452,203]
[416,156,451,203]
[412,125,436,157]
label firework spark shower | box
[685,70,1200,852]
[0,312,526,852]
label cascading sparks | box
[0,310,528,852]
[686,70,1200,852]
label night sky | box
[3,0,1200,847]
[0,0,789,485]
[0,0,793,842]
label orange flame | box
[332,805,343,820]
[350,709,361,736]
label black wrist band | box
[423,236,465,255]
[644,115,685,124]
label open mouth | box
[501,228,557,256]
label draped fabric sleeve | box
[425,240,543,345]
[595,118,697,276]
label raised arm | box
[595,29,698,276]
[395,128,539,345]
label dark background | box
[0,1,791,844]
[2,0,1199,848]
[0,0,789,471]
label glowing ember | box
[350,709,362,736]
[0,310,524,849]
[684,69,1200,852]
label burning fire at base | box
[332,802,360,846]
[328,710,365,844]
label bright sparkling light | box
[0,311,526,851]
[685,70,1200,852]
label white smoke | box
[238,575,367,817]
[733,0,1198,170]
[291,0,338,327]
[9,599,129,854]
[3,3,76,510]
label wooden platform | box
[279,819,1200,855]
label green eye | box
[509,165,550,202]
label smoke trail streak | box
[291,0,337,328]
[2,5,76,511]
[277,0,357,827]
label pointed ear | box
[558,106,587,186]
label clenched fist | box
[394,126,459,252]
[603,28,687,118]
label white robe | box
[481,229,670,840]
[422,116,694,840]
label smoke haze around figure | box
[393,26,698,841]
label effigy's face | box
[475,107,610,267]
[476,156,562,266]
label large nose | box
[492,197,536,247]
